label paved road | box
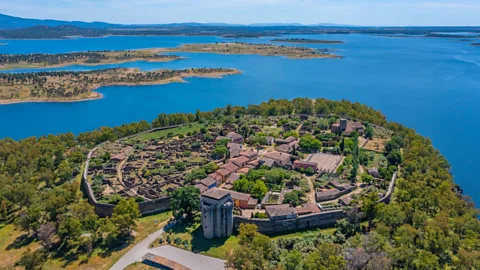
[110,227,167,270]
[110,223,226,270]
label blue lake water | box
[0,34,479,205]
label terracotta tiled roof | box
[221,163,239,173]
[231,156,250,166]
[216,169,231,177]
[200,176,217,187]
[264,151,291,162]
[265,204,297,217]
[296,203,321,215]
[227,190,251,202]
[143,253,191,270]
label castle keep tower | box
[340,118,347,132]
[200,188,234,239]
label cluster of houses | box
[88,115,373,212]
[193,131,300,194]
[89,132,217,201]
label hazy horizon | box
[2,0,480,27]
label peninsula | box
[162,42,342,59]
[0,50,182,70]
[0,67,239,104]
[0,98,477,270]
[271,38,345,44]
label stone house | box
[293,160,318,171]
[265,204,298,221]
[316,188,341,202]
[263,151,291,166]
[226,132,243,144]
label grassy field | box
[0,210,172,270]
[126,123,205,143]
[0,223,42,269]
[46,211,172,270]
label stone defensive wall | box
[82,125,185,217]
[376,171,398,204]
[233,210,347,235]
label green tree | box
[203,162,219,174]
[57,159,74,183]
[171,186,200,219]
[375,203,406,231]
[365,126,374,139]
[282,249,303,270]
[299,134,321,152]
[17,248,47,270]
[251,180,268,199]
[362,191,378,229]
[111,198,140,238]
[58,216,82,248]
[283,190,303,207]
[412,250,439,269]
[387,149,403,166]
[185,168,207,182]
[211,146,227,159]
[233,178,254,193]
[227,224,275,270]
[361,173,374,184]
[303,243,346,270]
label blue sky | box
[2,0,480,26]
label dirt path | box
[306,176,316,203]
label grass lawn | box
[155,216,239,260]
[124,262,157,270]
[126,124,205,143]
[156,215,342,261]
[262,126,281,136]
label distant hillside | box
[0,13,118,30]
[0,25,106,39]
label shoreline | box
[0,43,341,71]
[271,39,345,44]
[0,56,185,71]
[0,92,103,105]
[161,48,341,59]
[0,70,240,105]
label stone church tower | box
[200,188,234,239]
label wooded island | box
[0,50,182,70]
[162,42,342,59]
[0,42,342,71]
[0,67,239,104]
[271,38,345,44]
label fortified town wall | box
[233,210,347,235]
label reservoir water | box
[0,34,479,205]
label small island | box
[271,38,345,44]
[0,67,239,104]
[0,50,182,70]
[162,42,342,59]
[0,42,342,71]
